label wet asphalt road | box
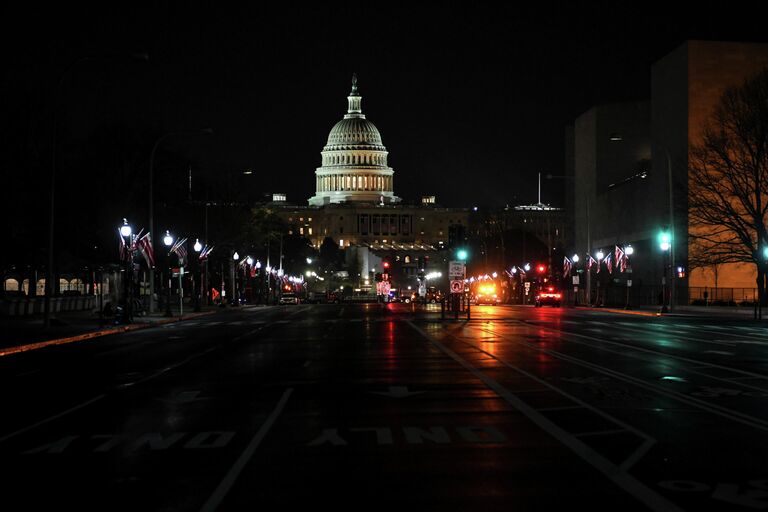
[1,303,767,511]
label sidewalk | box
[0,305,225,356]
[576,303,766,319]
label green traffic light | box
[658,230,671,251]
[456,249,468,261]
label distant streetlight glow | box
[163,230,173,247]
[194,238,202,252]
[572,254,580,262]
[596,250,604,260]
[233,251,239,260]
[625,244,634,256]
[246,256,253,266]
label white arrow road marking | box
[712,483,768,509]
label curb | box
[0,310,219,357]
[574,306,660,317]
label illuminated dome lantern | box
[308,74,401,206]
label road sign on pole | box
[449,261,466,279]
[450,280,464,294]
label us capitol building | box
[272,75,470,286]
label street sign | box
[450,280,464,294]
[627,280,633,287]
[449,261,466,279]
[572,275,579,285]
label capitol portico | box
[308,74,400,206]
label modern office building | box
[569,40,768,305]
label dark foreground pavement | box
[1,303,767,511]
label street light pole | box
[193,239,203,312]
[163,231,174,317]
[148,128,213,313]
[664,148,675,313]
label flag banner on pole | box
[199,245,214,261]
[587,255,597,271]
[563,256,572,277]
[118,228,128,262]
[171,237,188,266]
[137,233,155,268]
[605,253,613,274]
[614,245,625,269]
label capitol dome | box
[308,75,400,206]
[326,117,384,148]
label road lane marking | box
[473,323,768,431]
[201,388,293,512]
[509,321,768,388]
[0,394,106,444]
[406,320,679,512]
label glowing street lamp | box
[163,230,174,317]
[118,219,134,323]
[120,218,132,238]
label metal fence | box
[552,285,759,308]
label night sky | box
[4,2,768,220]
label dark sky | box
[5,1,768,210]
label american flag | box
[118,228,129,262]
[137,233,155,268]
[171,237,188,265]
[198,245,214,261]
[605,253,613,274]
[587,255,598,272]
[615,245,626,272]
[563,256,572,277]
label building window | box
[404,255,411,264]
[308,228,313,235]
[299,227,304,235]
[339,239,344,248]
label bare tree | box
[688,67,768,313]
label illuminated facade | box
[308,75,400,206]
[655,41,768,292]
[570,41,768,303]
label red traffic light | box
[382,261,390,269]
[537,264,546,273]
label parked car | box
[279,293,299,305]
